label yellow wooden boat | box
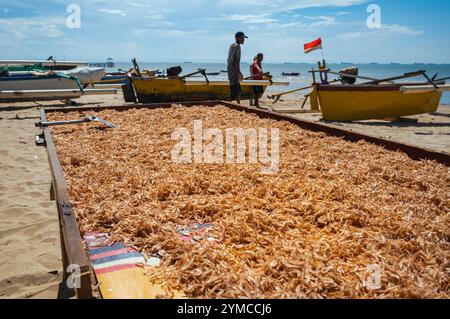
[130,77,288,103]
[124,60,288,103]
[312,84,443,121]
[270,62,449,121]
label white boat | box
[62,67,107,84]
[0,74,79,90]
[0,73,81,101]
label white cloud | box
[381,24,424,36]
[98,9,126,17]
[277,0,367,11]
[338,23,424,41]
[304,15,338,27]
[0,16,64,40]
[134,28,207,37]
[143,14,167,20]
[338,22,423,40]
[214,13,278,24]
[218,0,367,13]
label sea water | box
[110,62,450,105]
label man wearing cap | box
[227,31,248,104]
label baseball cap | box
[235,31,248,38]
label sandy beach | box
[0,105,61,298]
[0,92,449,298]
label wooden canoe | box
[130,77,288,103]
[314,84,443,121]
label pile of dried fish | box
[48,105,449,299]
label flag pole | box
[320,40,326,68]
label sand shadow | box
[430,112,450,118]
[7,116,40,120]
[351,122,450,128]
[0,101,106,112]
[323,120,450,128]
[57,281,76,299]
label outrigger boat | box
[0,59,87,71]
[269,61,450,121]
[0,68,115,102]
[124,59,289,103]
[1,64,106,85]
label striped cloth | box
[84,235,160,276]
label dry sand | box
[0,91,448,298]
[0,104,61,298]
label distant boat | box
[89,58,115,68]
[106,58,115,68]
[282,72,300,76]
[184,62,193,64]
[220,70,228,73]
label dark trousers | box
[230,83,242,100]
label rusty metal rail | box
[39,109,93,299]
[40,101,450,298]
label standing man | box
[227,31,248,104]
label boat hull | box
[131,78,267,103]
[0,74,80,101]
[316,84,442,121]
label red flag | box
[304,38,322,54]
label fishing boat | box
[0,59,87,71]
[282,72,300,76]
[0,72,116,101]
[0,73,81,101]
[0,73,80,91]
[314,83,443,121]
[130,77,288,103]
[269,61,450,121]
[4,65,106,84]
[125,60,288,103]
[312,67,449,121]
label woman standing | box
[251,53,264,108]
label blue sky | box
[0,0,449,63]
